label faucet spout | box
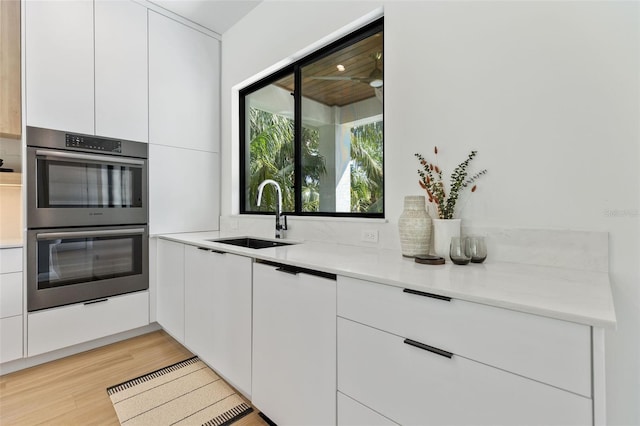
[256,179,287,239]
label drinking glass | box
[465,236,487,263]
[449,237,471,265]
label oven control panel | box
[66,134,122,153]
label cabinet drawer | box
[0,315,23,363]
[337,276,591,397]
[0,248,22,273]
[338,392,398,426]
[338,318,591,426]
[0,271,22,318]
[28,291,149,356]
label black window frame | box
[239,17,384,218]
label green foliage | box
[248,108,327,212]
[248,108,384,214]
[350,122,384,213]
[248,108,295,212]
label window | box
[240,18,384,217]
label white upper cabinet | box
[26,0,148,141]
[149,11,220,152]
[26,0,94,134]
[95,0,148,142]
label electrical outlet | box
[361,229,379,243]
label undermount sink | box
[207,237,295,249]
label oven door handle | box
[35,149,145,166]
[36,228,146,240]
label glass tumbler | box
[449,237,471,265]
[465,236,487,263]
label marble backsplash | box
[220,215,609,273]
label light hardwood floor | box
[0,330,268,425]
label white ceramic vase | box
[432,218,461,259]
[398,195,432,257]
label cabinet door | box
[0,247,21,273]
[338,318,592,426]
[25,0,94,134]
[209,252,252,396]
[148,145,219,234]
[156,239,185,342]
[0,272,22,318]
[95,0,148,142]
[184,245,215,362]
[252,262,336,425]
[184,247,252,396]
[0,315,22,363]
[148,11,220,152]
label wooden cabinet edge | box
[0,0,22,138]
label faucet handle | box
[277,215,288,231]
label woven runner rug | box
[107,357,253,426]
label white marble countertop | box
[156,231,617,328]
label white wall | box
[221,2,640,424]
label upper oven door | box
[27,147,148,228]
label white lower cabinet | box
[336,276,594,426]
[0,316,23,363]
[156,239,185,342]
[184,245,252,396]
[252,261,337,425]
[0,247,23,363]
[28,291,149,357]
[338,318,591,426]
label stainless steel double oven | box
[26,126,149,312]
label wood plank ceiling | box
[276,32,383,107]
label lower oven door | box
[27,226,148,312]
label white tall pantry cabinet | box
[148,11,220,234]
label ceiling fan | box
[309,52,383,88]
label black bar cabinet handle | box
[404,338,453,359]
[276,266,299,275]
[84,298,108,306]
[403,288,451,302]
[197,247,210,251]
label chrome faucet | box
[256,179,288,239]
